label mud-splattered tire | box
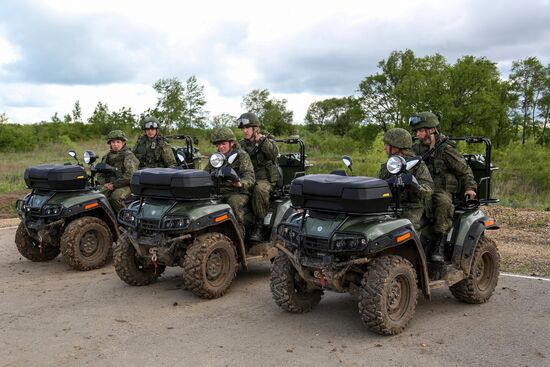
[15,222,60,262]
[60,217,112,271]
[270,252,323,313]
[182,233,237,299]
[450,236,500,304]
[358,256,418,335]
[113,234,160,286]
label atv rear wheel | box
[15,222,60,262]
[60,217,112,271]
[359,255,418,335]
[270,252,323,313]
[113,234,161,286]
[450,236,500,303]
[182,233,238,299]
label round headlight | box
[386,155,406,175]
[209,152,225,168]
[83,150,97,164]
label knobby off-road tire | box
[358,255,418,335]
[182,233,238,299]
[113,234,161,286]
[15,222,60,262]
[60,217,112,271]
[450,236,500,304]
[270,252,323,313]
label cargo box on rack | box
[24,164,88,191]
[131,168,213,199]
[289,174,391,213]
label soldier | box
[205,127,255,236]
[409,112,477,262]
[237,112,279,241]
[97,130,140,214]
[379,128,433,231]
[133,116,177,168]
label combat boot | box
[249,224,263,242]
[431,236,447,263]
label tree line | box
[1,50,549,152]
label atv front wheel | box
[113,234,161,286]
[450,236,500,303]
[15,222,60,262]
[270,252,323,313]
[359,255,418,335]
[60,217,112,271]
[182,233,238,299]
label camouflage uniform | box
[412,135,477,235]
[379,150,433,230]
[133,116,176,168]
[379,128,433,230]
[133,135,176,169]
[97,131,140,214]
[205,128,255,234]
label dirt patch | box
[0,190,27,219]
[485,206,550,277]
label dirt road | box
[1,225,549,367]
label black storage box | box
[131,168,213,199]
[290,174,391,213]
[24,164,88,190]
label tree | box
[50,112,62,124]
[305,97,364,135]
[182,75,208,129]
[87,102,111,134]
[72,100,82,123]
[0,112,8,124]
[211,113,236,128]
[241,89,294,136]
[509,57,545,144]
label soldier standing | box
[97,130,140,214]
[205,127,255,236]
[409,112,477,262]
[237,112,279,242]
[379,128,433,231]
[133,116,177,168]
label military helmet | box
[211,127,237,144]
[107,130,128,143]
[408,111,440,130]
[237,112,260,128]
[142,116,159,130]
[383,128,413,149]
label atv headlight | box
[209,152,225,168]
[83,150,97,164]
[331,234,367,251]
[162,216,191,229]
[119,209,137,226]
[42,204,63,216]
[386,155,406,175]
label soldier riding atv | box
[15,150,120,270]
[114,132,309,299]
[270,136,500,335]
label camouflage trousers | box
[102,186,132,215]
[400,206,425,231]
[430,189,454,235]
[251,180,272,223]
[224,193,250,235]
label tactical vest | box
[102,146,134,183]
[240,138,278,183]
[413,136,459,194]
[133,135,168,168]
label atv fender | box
[456,216,497,275]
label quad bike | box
[15,150,119,270]
[270,136,500,335]
[114,136,309,299]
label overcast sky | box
[1,0,549,125]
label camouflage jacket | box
[133,135,176,169]
[412,134,477,194]
[240,136,279,183]
[205,145,255,195]
[378,150,433,209]
[96,145,140,188]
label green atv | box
[270,136,500,335]
[15,150,120,270]
[114,137,309,299]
